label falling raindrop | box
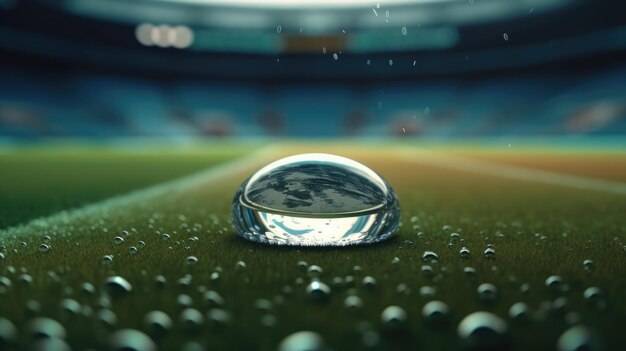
[333,53,339,61]
[232,154,400,246]
[401,26,407,36]
[503,33,509,41]
[276,25,282,34]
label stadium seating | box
[1,65,625,139]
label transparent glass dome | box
[232,153,400,246]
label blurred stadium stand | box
[2,65,625,138]
[1,0,625,139]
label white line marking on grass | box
[0,146,281,237]
[395,148,626,195]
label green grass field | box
[0,143,254,229]
[0,141,625,351]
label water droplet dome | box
[232,153,399,246]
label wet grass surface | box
[0,143,252,229]
[0,143,625,351]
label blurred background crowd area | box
[1,0,625,139]
[1,66,625,138]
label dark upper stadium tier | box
[0,0,625,79]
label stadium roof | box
[1,0,625,80]
[65,0,570,30]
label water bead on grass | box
[278,331,325,351]
[305,281,331,301]
[457,311,508,349]
[232,154,399,246]
[380,305,407,330]
[108,329,156,351]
